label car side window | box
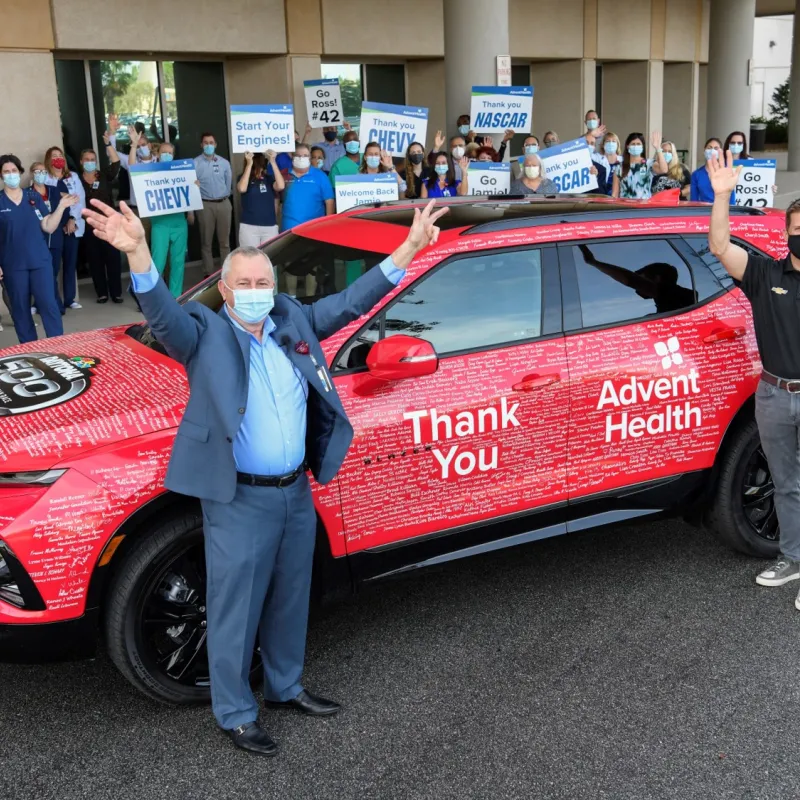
[336,248,544,371]
[572,239,697,329]
[681,234,737,290]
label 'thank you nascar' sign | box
[129,159,203,219]
[230,104,295,154]
[304,78,343,126]
[734,158,776,208]
[470,86,533,134]
[334,173,399,213]
[538,137,597,194]
[466,162,510,195]
[359,102,429,157]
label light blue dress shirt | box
[131,256,405,475]
[313,140,346,172]
[193,154,233,200]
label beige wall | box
[665,0,699,61]
[286,0,323,54]
[406,60,446,150]
[321,0,444,57]
[663,62,693,151]
[1,0,54,49]
[598,0,651,60]
[602,61,649,138]
[529,60,585,141]
[0,52,62,171]
[509,0,584,59]
[698,63,708,164]
[51,0,287,53]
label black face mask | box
[408,153,424,165]
[788,235,800,259]
[324,131,337,142]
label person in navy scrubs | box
[0,154,76,343]
[30,160,70,314]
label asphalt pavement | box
[2,518,800,800]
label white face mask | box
[451,146,465,159]
[523,166,540,179]
[293,156,310,170]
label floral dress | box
[618,160,655,200]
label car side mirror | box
[366,335,438,381]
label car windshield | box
[126,232,390,354]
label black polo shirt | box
[741,253,800,378]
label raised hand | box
[650,130,663,151]
[127,124,138,143]
[483,135,494,150]
[102,131,111,146]
[82,199,146,254]
[407,200,450,251]
[244,151,253,164]
[108,113,120,133]
[459,156,470,173]
[343,121,352,131]
[58,194,79,210]
[707,150,742,196]
[304,121,313,138]
[380,149,393,169]
[503,129,515,143]
[265,149,277,161]
[434,130,445,150]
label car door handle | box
[512,374,560,392]
[703,327,746,344]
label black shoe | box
[226,721,278,756]
[111,296,123,304]
[265,689,340,717]
[97,297,108,304]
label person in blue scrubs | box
[421,152,469,198]
[30,160,70,314]
[691,138,736,204]
[0,154,76,343]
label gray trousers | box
[196,198,232,275]
[755,379,800,560]
[201,474,316,730]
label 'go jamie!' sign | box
[304,78,343,126]
[466,162,510,196]
[734,158,776,208]
[129,159,203,219]
[334,173,399,212]
[538,137,598,194]
[359,102,429,157]
[230,104,295,154]
[470,86,533,134]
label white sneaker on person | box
[69,302,82,309]
[756,559,800,587]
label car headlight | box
[0,551,23,607]
[0,540,45,610]
[0,469,66,487]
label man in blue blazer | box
[83,197,448,756]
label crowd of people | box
[0,106,765,344]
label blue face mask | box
[82,161,97,173]
[2,173,21,189]
[33,171,48,185]
[138,145,151,158]
[203,144,216,156]
[729,143,744,155]
[345,140,360,154]
[226,284,275,324]
[628,145,643,157]
[160,152,173,162]
[434,164,449,176]
[458,124,470,136]
[524,144,539,155]
[365,155,381,169]
[705,148,719,160]
[663,151,673,164]
[604,141,618,154]
[586,119,599,130]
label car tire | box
[707,418,780,558]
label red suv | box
[0,196,782,703]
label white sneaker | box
[756,559,800,587]
[31,306,37,315]
[69,302,82,309]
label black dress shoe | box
[111,296,123,304]
[265,689,340,716]
[226,721,278,756]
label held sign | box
[230,104,295,154]
[538,137,597,194]
[466,162,510,196]
[304,78,343,126]
[334,173,399,213]
[470,86,533,134]
[129,160,203,219]
[359,102,429,157]
[734,158,776,208]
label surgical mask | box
[663,151,673,164]
[523,166,540,179]
[312,159,324,168]
[160,152,173,162]
[544,140,556,148]
[730,143,744,155]
[705,148,719,160]
[451,146,465,159]
[82,161,97,173]
[524,144,539,155]
[138,145,151,158]
[2,173,21,189]
[345,140,360,154]
[628,145,643,156]
[409,152,424,165]
[788,235,800,259]
[365,155,381,169]
[293,156,310,170]
[33,171,48,184]
[324,131,337,142]
[604,141,618,154]
[586,119,599,130]
[225,284,275,324]
[434,164,449,176]
[458,124,470,136]
[51,157,66,170]
[203,144,216,156]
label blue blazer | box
[136,266,395,503]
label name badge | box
[259,183,267,193]
[34,209,44,221]
[92,181,100,190]
[213,164,220,173]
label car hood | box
[0,325,187,473]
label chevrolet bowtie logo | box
[772,287,789,295]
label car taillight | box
[0,469,65,487]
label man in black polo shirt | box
[709,151,800,596]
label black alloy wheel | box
[740,444,779,543]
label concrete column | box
[581,59,597,117]
[443,0,509,136]
[647,60,664,138]
[787,1,800,170]
[706,0,755,143]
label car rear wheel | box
[104,512,260,705]
[707,418,780,558]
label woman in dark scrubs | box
[0,154,76,343]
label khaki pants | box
[197,198,232,275]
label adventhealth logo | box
[654,336,683,369]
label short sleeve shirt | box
[0,190,52,272]
[280,167,334,231]
[238,172,277,227]
[425,179,460,198]
[741,252,800,378]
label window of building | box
[322,63,363,135]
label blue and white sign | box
[334,173,399,213]
[466,162,510,196]
[734,158,776,208]
[230,104,295,154]
[470,86,533,134]
[129,159,203,219]
[359,102,429,157]
[538,137,597,194]
[304,78,343,127]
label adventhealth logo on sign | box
[654,337,683,369]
